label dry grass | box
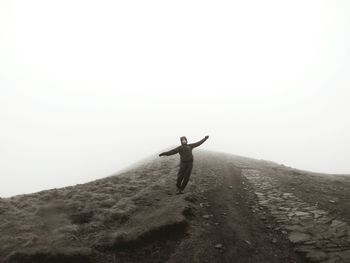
[0,154,192,262]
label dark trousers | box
[177,161,193,191]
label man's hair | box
[180,136,187,142]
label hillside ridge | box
[1,150,350,263]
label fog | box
[1,0,349,197]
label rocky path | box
[242,168,350,263]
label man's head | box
[180,136,188,145]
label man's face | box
[181,138,187,145]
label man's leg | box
[180,162,193,191]
[176,162,186,190]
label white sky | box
[1,0,350,197]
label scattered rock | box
[184,195,197,203]
[271,238,278,244]
[305,250,328,262]
[304,241,316,245]
[215,243,224,249]
[330,220,346,228]
[295,211,310,217]
[245,240,252,246]
[199,202,210,208]
[336,250,350,261]
[202,214,213,219]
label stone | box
[318,217,333,224]
[328,250,350,262]
[337,250,350,261]
[330,220,347,228]
[215,243,224,249]
[288,232,311,244]
[295,211,310,217]
[245,240,252,246]
[278,206,291,211]
[284,225,309,233]
[202,214,213,219]
[276,218,289,223]
[294,245,317,253]
[306,250,328,262]
[334,228,347,238]
[304,240,317,245]
[321,258,341,263]
[324,247,349,252]
[313,213,323,219]
[311,209,327,215]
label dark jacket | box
[160,137,208,162]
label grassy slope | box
[0,153,192,262]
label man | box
[159,135,209,194]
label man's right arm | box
[159,146,179,157]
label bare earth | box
[1,150,350,263]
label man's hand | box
[205,135,209,140]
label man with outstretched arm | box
[159,135,209,194]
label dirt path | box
[167,151,307,263]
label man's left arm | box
[189,136,209,149]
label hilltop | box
[1,150,350,263]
